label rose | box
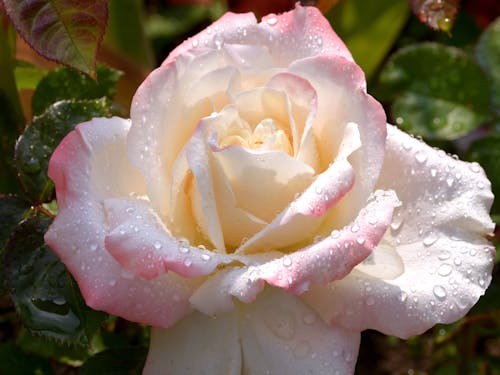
[45,5,495,374]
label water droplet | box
[183,258,192,267]
[438,263,453,276]
[201,253,211,261]
[399,291,408,302]
[303,313,316,325]
[433,285,447,299]
[438,251,450,260]
[266,17,277,26]
[423,232,438,246]
[264,310,295,340]
[89,243,98,252]
[350,224,360,233]
[446,177,454,187]
[179,245,189,254]
[366,296,375,306]
[453,257,462,266]
[214,33,224,49]
[430,168,437,177]
[356,237,365,245]
[330,230,340,238]
[469,163,480,173]
[192,39,199,47]
[282,255,292,267]
[414,150,428,164]
[153,241,162,250]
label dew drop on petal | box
[183,258,192,267]
[350,224,360,233]
[414,149,428,164]
[303,313,316,325]
[266,17,277,26]
[423,232,438,246]
[282,255,292,267]
[89,243,98,252]
[153,241,162,250]
[433,285,447,299]
[437,263,453,277]
[264,311,295,340]
[201,253,211,261]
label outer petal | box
[303,125,495,338]
[144,311,241,375]
[45,118,195,327]
[104,197,232,280]
[239,288,360,375]
[165,5,353,68]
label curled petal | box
[303,125,495,338]
[104,197,233,280]
[259,190,400,294]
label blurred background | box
[1,0,499,374]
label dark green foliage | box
[377,42,491,140]
[32,65,123,116]
[3,215,106,345]
[15,98,114,203]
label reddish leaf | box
[1,0,108,77]
[409,0,459,32]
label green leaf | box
[0,195,30,247]
[325,0,410,81]
[0,342,53,375]
[15,98,114,203]
[105,0,153,69]
[17,328,94,364]
[466,134,500,217]
[475,17,500,116]
[14,60,48,90]
[0,195,31,295]
[4,215,106,346]
[79,347,148,375]
[1,0,108,77]
[32,65,122,116]
[377,42,491,140]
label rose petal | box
[187,111,270,249]
[239,288,360,375]
[259,190,400,294]
[237,123,361,254]
[104,197,233,279]
[190,190,399,314]
[302,125,495,338]
[265,72,319,169]
[45,118,194,327]
[144,311,241,375]
[129,49,226,217]
[165,5,353,68]
[289,55,387,227]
